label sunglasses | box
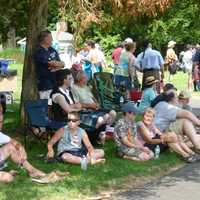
[67,118,79,123]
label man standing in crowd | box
[136,40,164,93]
[34,30,65,103]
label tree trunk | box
[20,0,48,125]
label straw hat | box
[168,40,176,48]
[178,90,191,99]
[144,76,158,86]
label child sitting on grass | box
[178,90,192,111]
[47,111,105,165]
[114,102,154,161]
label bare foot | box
[29,169,46,178]
[91,158,106,165]
[9,170,18,177]
[123,155,140,161]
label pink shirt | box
[136,121,158,145]
[112,47,122,65]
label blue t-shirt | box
[34,46,60,91]
[138,87,156,113]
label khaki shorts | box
[118,146,142,158]
[166,119,184,135]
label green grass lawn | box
[0,54,196,199]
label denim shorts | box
[114,75,131,90]
[58,148,88,159]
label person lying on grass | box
[0,102,45,183]
[136,107,199,163]
[0,132,46,183]
[114,102,154,161]
[47,111,105,165]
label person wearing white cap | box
[124,37,133,44]
[114,38,137,99]
[165,40,178,79]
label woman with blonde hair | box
[136,107,199,163]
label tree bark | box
[20,0,48,125]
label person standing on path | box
[136,40,164,94]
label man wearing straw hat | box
[136,40,164,94]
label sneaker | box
[185,155,198,163]
[192,154,200,162]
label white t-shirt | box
[153,101,180,132]
[0,132,11,146]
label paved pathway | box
[113,162,200,200]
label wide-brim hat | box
[144,76,158,86]
[122,102,138,114]
[168,40,176,48]
[178,90,191,99]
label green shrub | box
[0,48,24,63]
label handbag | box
[169,60,180,75]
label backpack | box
[169,60,180,75]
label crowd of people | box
[1,30,200,183]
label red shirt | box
[112,47,122,65]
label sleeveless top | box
[50,88,75,122]
[115,50,130,77]
[57,126,85,155]
[136,121,158,145]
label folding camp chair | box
[93,72,122,111]
[24,99,66,147]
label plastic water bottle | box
[81,156,87,171]
[120,96,124,106]
[154,145,160,159]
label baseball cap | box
[124,37,133,43]
[122,102,138,114]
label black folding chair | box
[24,99,66,147]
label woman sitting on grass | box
[136,107,198,163]
[138,76,157,114]
[114,102,154,161]
[47,112,105,165]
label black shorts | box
[58,148,88,159]
[144,134,168,152]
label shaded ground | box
[113,162,200,200]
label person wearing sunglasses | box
[47,112,105,165]
[114,102,154,161]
